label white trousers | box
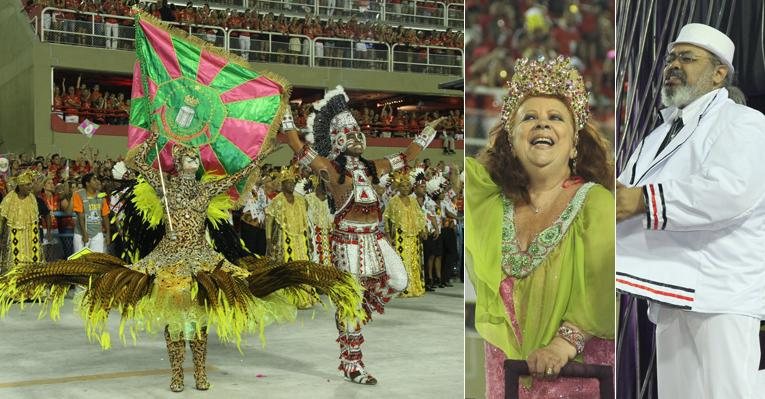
[655,307,761,399]
[73,232,106,254]
[238,35,250,55]
[105,22,119,49]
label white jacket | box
[617,88,765,318]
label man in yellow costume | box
[265,166,311,262]
[0,170,42,273]
[383,169,427,297]
[305,176,333,267]
[265,166,316,308]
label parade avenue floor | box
[0,284,463,399]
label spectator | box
[71,173,110,253]
[64,85,81,109]
[158,0,174,21]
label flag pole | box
[154,142,176,240]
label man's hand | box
[616,182,646,222]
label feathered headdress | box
[425,175,447,196]
[308,85,362,160]
[410,167,427,185]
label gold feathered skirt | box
[0,252,365,349]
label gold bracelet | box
[556,325,585,355]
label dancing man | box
[281,86,443,384]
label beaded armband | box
[295,145,318,167]
[413,124,437,148]
[556,325,585,355]
[385,152,407,171]
[281,107,297,132]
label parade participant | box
[617,24,765,398]
[305,176,333,267]
[240,173,270,256]
[282,85,443,384]
[0,170,42,272]
[265,166,310,263]
[265,165,317,309]
[424,174,447,289]
[468,56,614,398]
[383,170,427,297]
[0,133,366,392]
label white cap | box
[670,23,735,72]
[0,157,8,173]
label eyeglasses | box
[664,53,708,65]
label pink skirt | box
[484,277,615,399]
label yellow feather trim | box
[132,177,164,227]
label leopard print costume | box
[164,326,186,392]
[129,136,257,391]
[163,322,211,391]
[127,136,257,279]
[190,327,210,390]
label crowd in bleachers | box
[53,76,131,125]
[465,0,615,127]
[50,73,463,145]
[23,0,463,49]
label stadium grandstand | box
[3,0,464,164]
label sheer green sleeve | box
[564,185,615,339]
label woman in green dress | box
[466,56,615,399]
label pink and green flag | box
[128,10,290,199]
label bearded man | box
[616,23,765,398]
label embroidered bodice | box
[501,183,594,278]
[330,156,382,224]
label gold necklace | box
[528,180,568,214]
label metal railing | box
[182,24,228,48]
[40,8,228,50]
[385,0,445,26]
[446,3,464,28]
[41,9,136,49]
[313,36,390,70]
[39,7,462,75]
[228,30,312,66]
[132,0,462,28]
[392,43,462,75]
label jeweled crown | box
[500,56,589,131]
